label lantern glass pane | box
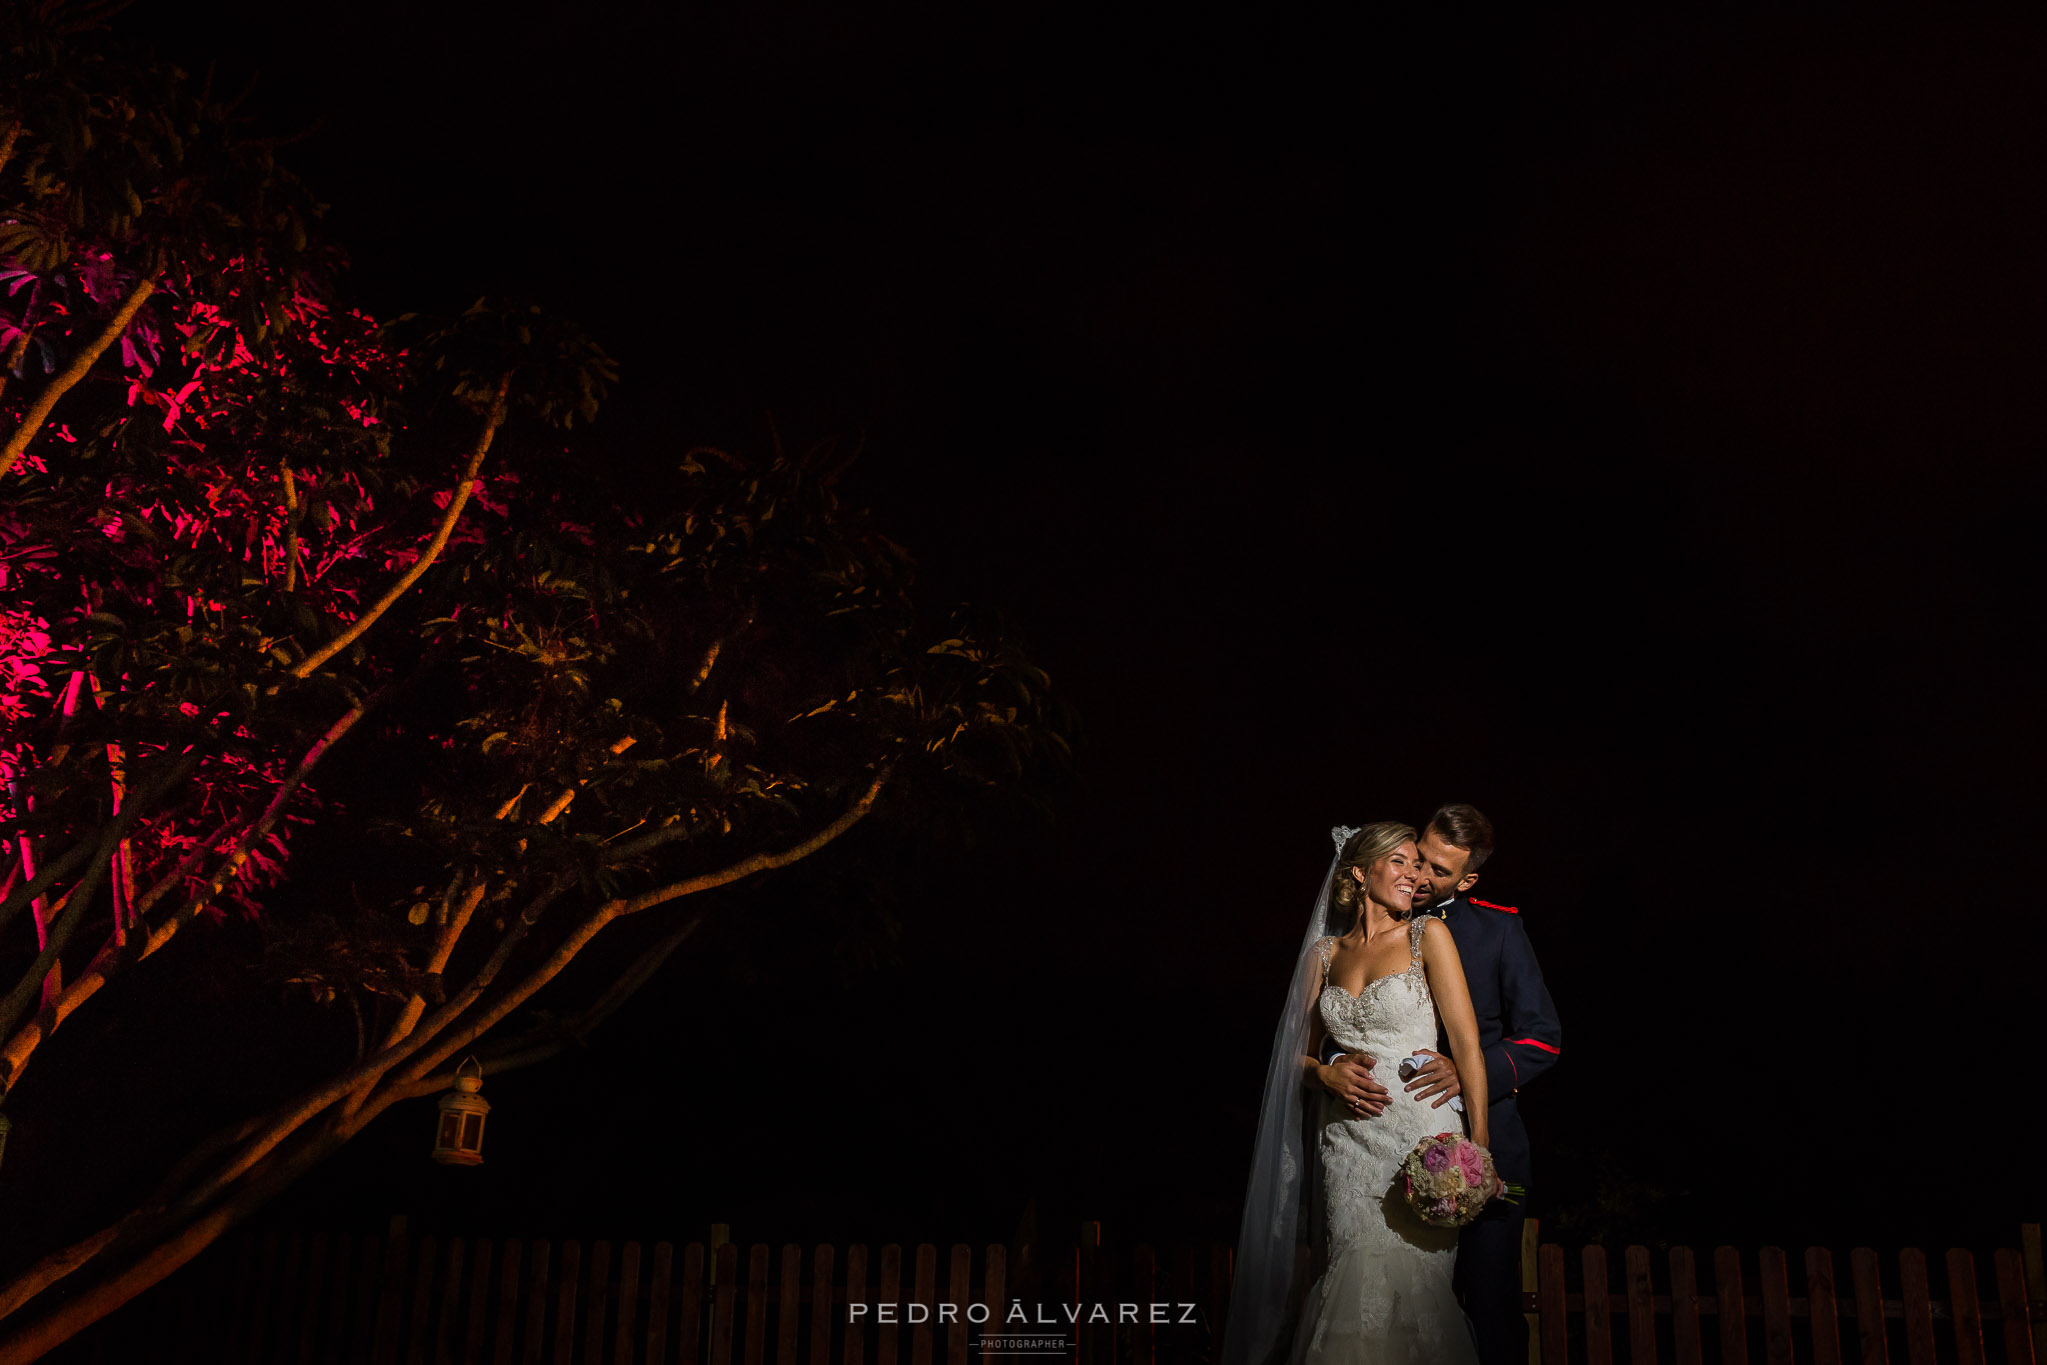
[437,1113,462,1148]
[461,1113,483,1149]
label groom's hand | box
[1322,1054,1390,1118]
[1403,1053,1462,1109]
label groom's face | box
[1413,830,1479,906]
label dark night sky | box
[109,4,2047,1256]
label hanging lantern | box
[431,1058,490,1166]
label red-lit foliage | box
[0,11,1062,1357]
[2,276,400,920]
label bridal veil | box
[1218,825,1356,1365]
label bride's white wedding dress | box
[1289,917,1481,1364]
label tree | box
[0,10,1063,1357]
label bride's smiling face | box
[1350,841,1419,913]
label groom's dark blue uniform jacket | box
[1435,894,1561,1185]
[1326,893,1561,1184]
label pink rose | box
[1455,1143,1485,1188]
[1423,1144,1451,1174]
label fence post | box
[587,1242,615,1365]
[806,1244,835,1365]
[649,1242,677,1365]
[680,1243,707,1365]
[1944,1249,1984,1365]
[744,1244,771,1365]
[226,1231,256,1362]
[435,1237,466,1365]
[461,1236,493,1365]
[2023,1226,2047,1365]
[1899,1249,1936,1365]
[1522,1220,1541,1365]
[275,1232,305,1364]
[1538,1244,1567,1365]
[403,1233,435,1365]
[1076,1226,1098,1365]
[708,1241,737,1365]
[555,1241,584,1365]
[356,1231,388,1362]
[877,1244,902,1365]
[1849,1249,1889,1365]
[1131,1244,1156,1365]
[1758,1246,1792,1365]
[247,1229,283,1365]
[617,1242,644,1365]
[493,1239,522,1365]
[911,1244,936,1365]
[1670,1246,1702,1365]
[372,1217,411,1365]
[1714,1247,1749,1365]
[1582,1245,1612,1365]
[946,1245,971,1365]
[299,1229,332,1365]
[523,1241,551,1365]
[779,1244,802,1365]
[1207,1243,1232,1350]
[1805,1247,1841,1365]
[1994,1248,2036,1365]
[1626,1245,1657,1365]
[845,1244,869,1365]
[980,1246,1006,1365]
[709,1224,731,1365]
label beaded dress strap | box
[1407,915,1428,966]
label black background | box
[106,3,2047,1256]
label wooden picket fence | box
[53,1218,1229,1365]
[1527,1234,2046,1365]
[44,1218,2047,1364]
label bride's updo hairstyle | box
[1331,820,1419,922]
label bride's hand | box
[1318,1054,1389,1118]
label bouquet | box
[1401,1132,1502,1228]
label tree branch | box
[0,847,113,1049]
[290,373,512,679]
[0,873,575,1317]
[0,769,886,1320]
[396,766,890,1088]
[0,279,157,480]
[0,1114,349,1361]
[0,698,366,1094]
[0,752,197,1071]
[151,868,579,1221]
[409,915,704,1093]
[609,765,891,918]
[379,735,638,1053]
[279,461,302,594]
[0,838,91,943]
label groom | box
[1323,803,1562,1365]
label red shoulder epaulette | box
[1468,897,1519,914]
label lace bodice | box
[1289,913,1476,1363]
[1313,915,1436,1059]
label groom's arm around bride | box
[1326,804,1561,1365]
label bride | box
[1221,822,1496,1365]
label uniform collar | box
[1430,894,1459,919]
